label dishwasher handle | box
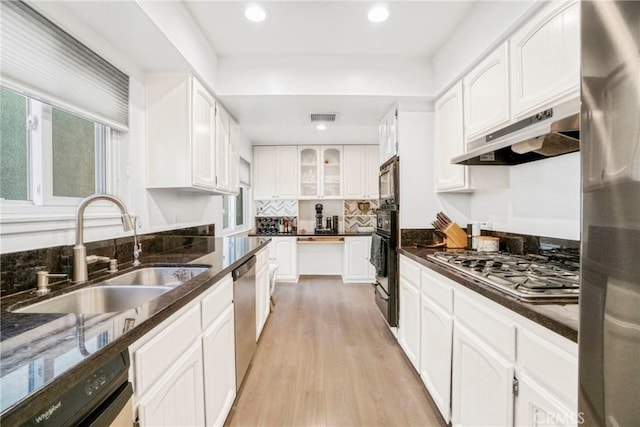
[232,256,256,281]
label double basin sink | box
[10,266,209,315]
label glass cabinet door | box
[322,146,342,198]
[299,147,319,198]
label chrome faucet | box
[73,194,134,282]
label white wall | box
[469,153,581,240]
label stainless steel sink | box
[11,286,172,314]
[11,266,209,314]
[99,266,209,287]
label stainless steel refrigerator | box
[579,1,640,426]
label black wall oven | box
[372,209,398,327]
[379,156,399,209]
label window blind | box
[240,157,251,186]
[0,1,129,130]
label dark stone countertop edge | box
[249,233,372,237]
[398,248,578,343]
[0,239,271,425]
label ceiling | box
[39,0,478,146]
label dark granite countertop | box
[250,232,373,237]
[0,236,270,423]
[398,246,579,343]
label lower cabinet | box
[255,247,270,340]
[451,322,514,427]
[270,237,298,282]
[342,236,375,283]
[137,341,206,426]
[202,305,236,427]
[397,255,578,427]
[131,274,236,427]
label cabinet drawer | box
[454,291,516,361]
[420,268,453,314]
[134,304,201,395]
[256,247,269,270]
[400,256,421,286]
[518,328,578,404]
[201,274,233,330]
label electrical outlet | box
[487,215,495,230]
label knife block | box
[444,223,468,249]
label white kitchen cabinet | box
[215,103,231,193]
[270,237,298,282]
[202,305,236,427]
[253,146,298,200]
[379,108,398,165]
[228,117,240,194]
[398,256,421,371]
[452,322,514,427]
[342,236,374,283]
[136,341,206,427]
[434,82,467,192]
[298,146,343,199]
[343,145,379,200]
[255,247,270,339]
[510,0,580,118]
[147,75,217,192]
[419,267,454,424]
[515,373,576,427]
[463,42,510,142]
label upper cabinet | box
[435,82,467,192]
[253,146,298,200]
[378,108,398,165]
[343,145,378,200]
[510,0,580,118]
[463,42,510,142]
[228,117,240,194]
[146,75,238,194]
[299,146,343,199]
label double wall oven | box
[372,155,399,327]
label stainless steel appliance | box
[1,350,133,426]
[579,1,639,425]
[379,155,399,209]
[372,209,399,326]
[427,251,580,303]
[232,256,257,391]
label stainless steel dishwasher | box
[232,255,257,391]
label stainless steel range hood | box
[452,103,580,166]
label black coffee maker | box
[314,203,332,234]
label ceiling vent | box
[310,113,339,123]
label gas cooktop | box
[427,251,580,303]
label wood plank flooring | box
[225,276,443,427]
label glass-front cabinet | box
[298,146,343,199]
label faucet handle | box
[36,271,68,295]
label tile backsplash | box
[343,199,377,232]
[0,224,215,297]
[255,200,298,217]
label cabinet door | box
[515,373,576,427]
[510,0,579,118]
[215,104,231,192]
[299,147,320,199]
[321,146,343,199]
[202,305,236,427]
[228,117,240,194]
[452,323,514,427]
[420,295,453,423]
[137,342,205,427]
[192,78,216,189]
[435,82,467,192]
[398,276,421,371]
[365,145,379,199]
[253,146,276,200]
[463,42,510,141]
[378,119,389,164]
[275,146,299,199]
[343,145,366,199]
[272,238,297,281]
[342,237,374,282]
[255,262,270,339]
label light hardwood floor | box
[225,276,443,427]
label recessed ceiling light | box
[245,4,267,22]
[317,124,327,130]
[368,4,389,23]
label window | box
[223,187,249,233]
[0,87,110,205]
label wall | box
[469,153,581,240]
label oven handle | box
[373,282,390,301]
